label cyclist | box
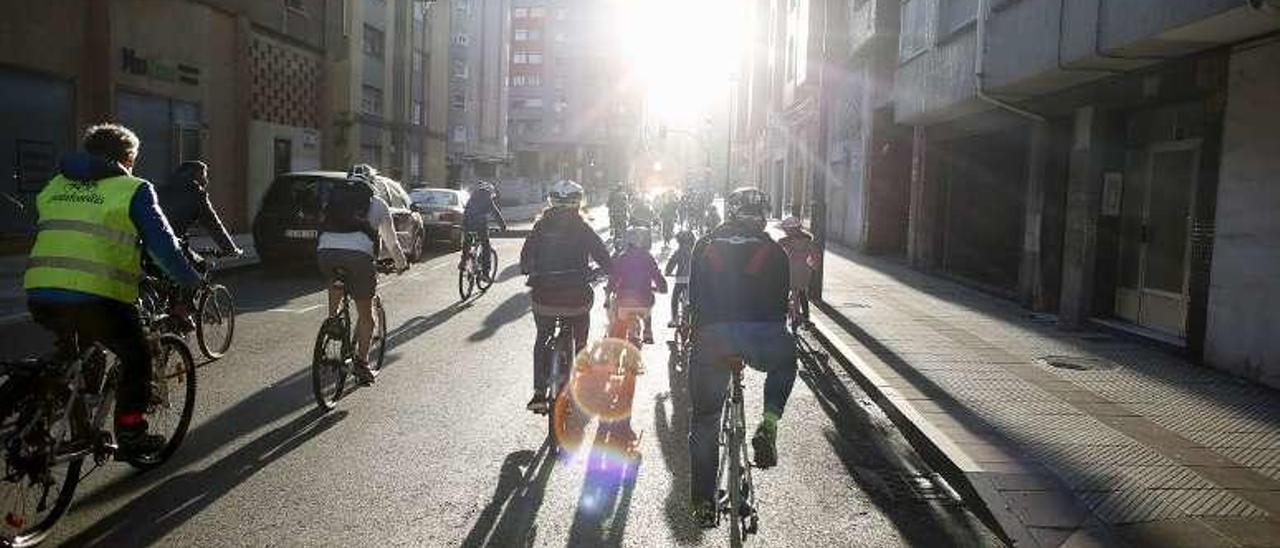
[664,229,696,328]
[658,192,678,247]
[316,164,408,385]
[703,202,721,233]
[519,180,612,413]
[629,195,656,233]
[686,187,796,527]
[24,123,202,459]
[460,180,508,276]
[778,216,819,330]
[607,183,629,242]
[606,226,667,345]
[157,160,244,329]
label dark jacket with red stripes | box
[689,222,790,327]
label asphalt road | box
[3,235,1001,547]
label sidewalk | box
[812,245,1280,547]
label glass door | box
[1114,141,1199,337]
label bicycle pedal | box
[93,431,118,464]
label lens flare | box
[569,338,644,422]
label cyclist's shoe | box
[752,422,778,469]
[352,360,377,385]
[115,427,166,461]
[691,499,718,529]
[643,333,655,345]
[527,394,550,413]
[667,319,679,328]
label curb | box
[808,302,1031,547]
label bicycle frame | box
[716,360,758,540]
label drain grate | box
[1037,355,1118,371]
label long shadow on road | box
[461,438,558,547]
[654,345,703,545]
[566,430,640,547]
[796,334,997,547]
[467,292,531,342]
[64,407,346,547]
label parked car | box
[254,170,427,267]
[409,187,469,249]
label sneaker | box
[752,423,778,469]
[352,360,376,385]
[667,320,679,328]
[526,394,549,413]
[115,427,166,461]
[691,499,718,529]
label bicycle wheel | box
[476,247,498,291]
[196,284,236,359]
[728,406,745,547]
[548,337,575,452]
[368,296,387,374]
[458,249,475,301]
[311,318,347,411]
[0,377,83,548]
[126,334,197,469]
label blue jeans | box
[687,321,796,503]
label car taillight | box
[442,211,462,223]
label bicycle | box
[0,312,196,546]
[532,269,605,453]
[311,259,398,411]
[458,228,499,301]
[137,250,237,361]
[667,289,692,372]
[786,289,810,335]
[715,356,759,546]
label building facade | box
[504,0,640,201]
[448,0,510,186]
[772,0,1280,387]
[0,0,328,243]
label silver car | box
[410,187,470,249]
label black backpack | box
[321,181,377,244]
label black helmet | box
[676,230,696,247]
[725,187,769,223]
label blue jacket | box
[462,189,506,231]
[28,153,202,304]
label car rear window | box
[260,176,335,218]
[414,191,459,206]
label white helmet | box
[347,163,377,185]
[548,179,584,208]
[475,181,495,193]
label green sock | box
[761,411,781,433]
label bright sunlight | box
[615,0,748,125]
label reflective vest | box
[24,174,144,303]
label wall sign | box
[121,48,200,86]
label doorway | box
[1115,140,1200,338]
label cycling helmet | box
[676,230,696,247]
[625,226,650,249]
[347,163,377,184]
[780,216,803,230]
[475,180,495,193]
[725,187,770,223]
[548,179,584,208]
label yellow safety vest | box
[24,174,145,303]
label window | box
[412,100,424,124]
[410,152,422,179]
[521,98,544,109]
[361,85,384,115]
[899,0,931,61]
[513,52,528,64]
[361,143,382,165]
[452,59,469,79]
[512,74,542,87]
[451,125,467,143]
[527,52,543,65]
[514,29,529,41]
[939,0,978,37]
[452,33,470,46]
[528,29,542,40]
[450,93,465,109]
[363,25,385,58]
[529,6,545,18]
[512,7,527,18]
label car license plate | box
[284,229,317,239]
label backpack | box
[321,181,378,244]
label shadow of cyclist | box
[467,292,531,342]
[654,346,704,544]
[460,438,557,547]
[63,407,346,546]
[566,429,641,547]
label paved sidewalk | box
[812,245,1280,547]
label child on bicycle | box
[778,216,819,330]
[664,230,696,328]
[607,227,667,344]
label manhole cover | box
[1037,355,1117,371]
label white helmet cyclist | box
[475,180,495,193]
[347,163,377,185]
[548,179,584,208]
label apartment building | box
[448,0,510,185]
